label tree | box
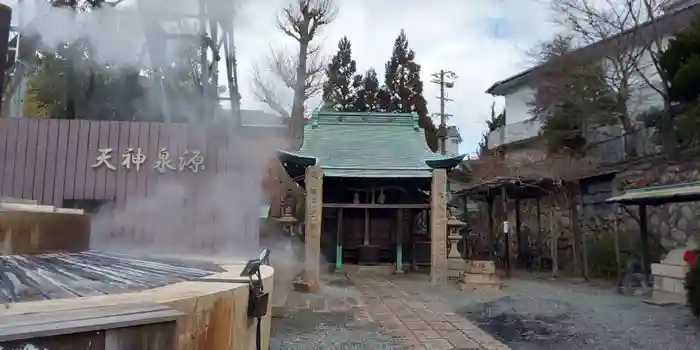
[477,102,506,155]
[322,36,358,111]
[550,0,647,136]
[655,18,700,148]
[353,68,381,112]
[252,0,338,145]
[380,30,438,151]
[628,0,679,156]
[530,34,618,155]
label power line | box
[430,69,457,155]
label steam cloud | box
[14,0,285,260]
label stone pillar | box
[303,166,323,292]
[430,169,448,285]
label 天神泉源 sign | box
[91,148,205,173]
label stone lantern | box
[277,189,298,237]
[446,210,467,282]
[447,211,466,259]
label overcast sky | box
[1,0,557,154]
[234,0,557,154]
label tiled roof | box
[278,111,464,178]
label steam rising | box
[16,0,284,259]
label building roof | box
[446,125,462,142]
[606,182,700,205]
[240,109,285,128]
[277,111,465,179]
[486,3,700,96]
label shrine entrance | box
[278,111,464,279]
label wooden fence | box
[0,118,286,214]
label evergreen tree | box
[353,68,381,111]
[380,30,438,151]
[322,36,357,111]
[477,103,506,155]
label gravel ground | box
[270,309,398,349]
[270,275,400,350]
[393,276,700,350]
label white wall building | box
[485,2,699,154]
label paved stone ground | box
[270,273,507,349]
[391,274,700,350]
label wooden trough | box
[0,199,90,255]
[0,304,183,349]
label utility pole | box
[431,70,457,155]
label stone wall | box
[617,158,700,250]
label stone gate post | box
[303,166,323,292]
[431,169,448,285]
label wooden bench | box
[0,304,183,349]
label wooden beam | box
[323,203,430,209]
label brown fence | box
[0,118,286,212]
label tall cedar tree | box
[322,36,358,111]
[380,30,438,151]
[353,68,381,111]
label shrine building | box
[277,111,465,287]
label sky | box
[0,0,558,154]
[233,0,557,154]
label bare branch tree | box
[550,0,647,134]
[250,45,325,120]
[276,0,338,145]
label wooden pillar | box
[336,208,343,272]
[303,166,323,292]
[487,197,494,260]
[430,169,448,285]
[639,204,651,286]
[396,208,403,273]
[364,208,370,245]
[501,186,510,278]
[515,198,522,258]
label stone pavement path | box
[353,277,508,350]
[271,274,509,350]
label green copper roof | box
[278,111,465,178]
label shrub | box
[685,260,700,318]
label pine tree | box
[322,36,357,111]
[380,30,438,151]
[353,68,381,111]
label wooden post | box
[551,215,558,277]
[364,208,370,245]
[336,208,343,272]
[396,209,403,273]
[639,204,651,286]
[487,197,494,260]
[614,205,621,284]
[501,186,510,278]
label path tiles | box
[353,278,509,350]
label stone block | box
[462,273,499,284]
[460,282,502,293]
[293,279,321,293]
[465,260,496,275]
[651,263,688,279]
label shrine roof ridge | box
[309,110,419,129]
